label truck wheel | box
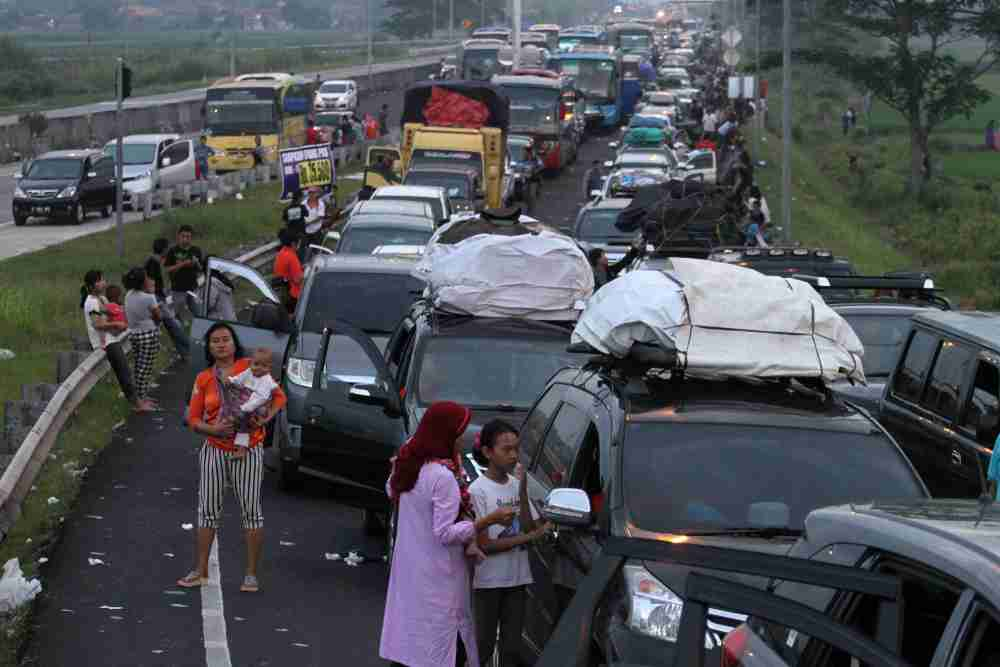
[13,214,27,227]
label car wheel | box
[71,204,85,225]
[100,205,110,218]
[13,214,27,227]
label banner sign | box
[280,143,335,200]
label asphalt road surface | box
[22,134,609,667]
[0,88,402,261]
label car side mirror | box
[590,189,602,199]
[541,488,592,528]
[348,383,402,418]
[325,230,341,249]
[161,157,172,167]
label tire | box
[13,214,27,227]
[100,205,110,218]
[71,203,85,225]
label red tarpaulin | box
[422,86,490,128]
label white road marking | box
[202,539,233,667]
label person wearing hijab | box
[380,402,516,667]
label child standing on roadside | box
[469,420,552,667]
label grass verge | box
[0,169,362,663]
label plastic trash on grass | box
[0,559,41,612]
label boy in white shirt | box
[223,348,279,450]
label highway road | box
[0,87,403,261]
[22,135,598,667]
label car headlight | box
[286,356,316,388]
[13,186,25,198]
[624,563,684,642]
[57,186,77,199]
[142,169,152,178]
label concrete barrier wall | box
[0,59,437,162]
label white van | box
[103,133,198,204]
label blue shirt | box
[987,434,1000,500]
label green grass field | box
[868,73,1000,134]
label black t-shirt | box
[144,255,166,300]
[164,245,204,292]
[283,204,308,238]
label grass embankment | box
[753,66,1000,306]
[0,170,362,664]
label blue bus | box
[551,48,623,129]
[557,27,606,53]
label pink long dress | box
[379,462,479,667]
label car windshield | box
[416,336,579,409]
[578,209,629,241]
[619,151,675,167]
[503,86,559,131]
[320,83,349,94]
[301,272,424,334]
[404,172,471,199]
[375,195,443,221]
[25,158,82,180]
[104,143,158,166]
[624,423,924,534]
[619,32,652,49]
[559,59,615,102]
[205,102,277,135]
[841,313,914,377]
[508,143,532,162]
[339,227,433,255]
[463,51,503,80]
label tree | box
[798,0,1000,194]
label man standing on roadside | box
[195,135,215,180]
[146,237,191,362]
[164,225,204,323]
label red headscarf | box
[389,401,471,499]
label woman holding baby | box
[177,322,285,593]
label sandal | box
[176,571,208,588]
[240,575,260,593]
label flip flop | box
[176,571,208,588]
[240,575,260,593]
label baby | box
[222,348,279,451]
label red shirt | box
[695,138,717,152]
[273,246,303,298]
[105,302,126,325]
[306,126,320,145]
[188,358,287,452]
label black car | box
[511,348,928,666]
[13,149,117,226]
[403,166,482,214]
[732,499,1000,667]
[709,247,856,282]
[792,274,951,414]
[880,310,1000,499]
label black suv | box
[13,149,117,226]
[880,310,1000,499]
[513,352,928,666]
[732,499,1000,667]
[708,247,856,281]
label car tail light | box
[721,625,749,667]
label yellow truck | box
[397,81,509,210]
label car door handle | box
[952,448,963,465]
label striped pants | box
[129,328,160,400]
[197,444,264,530]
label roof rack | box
[709,246,836,262]
[791,274,952,309]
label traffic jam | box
[195,11,1000,667]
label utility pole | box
[754,0,761,162]
[433,0,437,38]
[482,0,486,28]
[114,59,127,259]
[449,0,454,40]
[781,0,792,240]
[229,0,237,77]
[512,0,521,68]
[366,0,373,88]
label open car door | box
[302,319,406,510]
[190,257,293,376]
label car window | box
[892,330,939,404]
[301,272,424,334]
[161,141,190,165]
[25,158,82,180]
[920,339,974,421]
[535,402,588,491]
[691,154,713,169]
[956,605,1000,667]
[338,227,433,255]
[386,320,414,380]
[94,158,115,177]
[840,313,913,378]
[321,334,380,386]
[520,385,566,468]
[962,361,1000,444]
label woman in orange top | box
[177,322,286,593]
[273,228,304,314]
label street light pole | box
[433,0,437,38]
[229,0,237,77]
[754,0,761,162]
[781,0,792,240]
[367,0,373,89]
[512,0,521,69]
[115,59,125,259]
[449,0,454,40]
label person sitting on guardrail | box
[123,267,162,407]
[80,270,154,413]
[178,322,286,594]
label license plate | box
[32,206,50,214]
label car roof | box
[107,134,180,145]
[310,254,423,274]
[912,310,1000,350]
[589,198,633,211]
[419,310,576,338]
[321,79,353,85]
[346,214,435,230]
[406,166,476,178]
[353,200,434,216]
[832,303,936,316]
[805,500,1000,606]
[618,152,670,163]
[493,75,561,89]
[374,185,445,199]
[36,149,101,160]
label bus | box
[492,73,579,171]
[557,27,605,53]
[460,39,507,80]
[606,21,655,56]
[551,48,623,129]
[528,23,561,51]
[203,73,315,172]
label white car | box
[370,185,453,226]
[678,149,717,184]
[103,134,198,205]
[314,80,357,111]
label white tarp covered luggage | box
[414,231,594,320]
[571,258,866,383]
